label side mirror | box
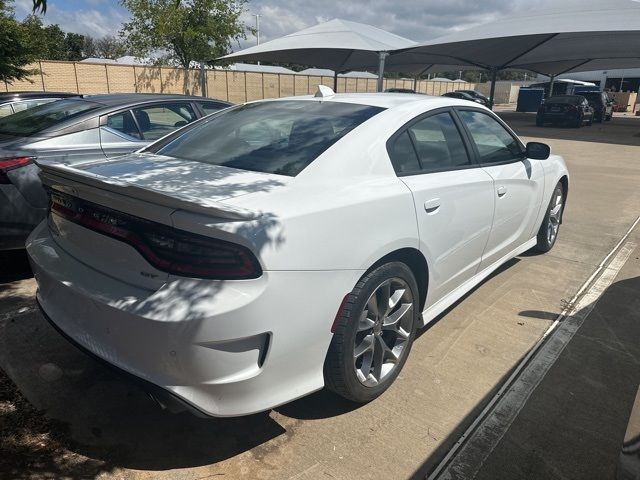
[526,141,550,160]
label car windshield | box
[0,99,101,136]
[151,100,385,176]
[580,93,601,102]
[547,96,582,104]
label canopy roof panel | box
[220,18,416,72]
[382,1,640,75]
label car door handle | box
[424,198,441,214]
[497,186,507,197]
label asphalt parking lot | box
[1,110,639,480]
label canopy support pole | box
[377,51,389,92]
[489,68,498,110]
[548,74,556,97]
[334,72,338,92]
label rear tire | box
[324,262,419,403]
[534,182,564,253]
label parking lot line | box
[428,215,640,480]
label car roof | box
[257,92,479,110]
[0,91,78,101]
[81,93,231,107]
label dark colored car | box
[0,93,231,250]
[579,91,613,122]
[384,88,417,94]
[455,90,490,106]
[536,95,594,128]
[442,91,485,104]
[0,91,79,118]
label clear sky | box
[12,0,639,48]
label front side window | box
[457,110,523,164]
[132,103,197,141]
[151,101,384,176]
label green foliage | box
[0,1,38,82]
[120,0,250,68]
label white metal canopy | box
[385,2,640,75]
[219,18,417,91]
[380,2,640,104]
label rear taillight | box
[49,189,262,280]
[0,156,34,184]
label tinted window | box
[458,110,523,164]
[0,104,13,118]
[132,103,197,141]
[11,98,58,113]
[152,101,384,176]
[547,96,581,105]
[199,101,226,115]
[0,99,100,136]
[106,110,142,139]
[389,131,420,174]
[407,112,470,173]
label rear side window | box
[151,101,384,176]
[199,101,227,115]
[106,110,142,139]
[0,99,100,136]
[388,131,420,174]
[388,111,470,175]
[457,110,523,164]
[132,103,197,141]
[0,104,13,118]
[408,112,470,172]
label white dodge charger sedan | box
[27,90,568,417]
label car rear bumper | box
[0,184,46,250]
[27,221,362,417]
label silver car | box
[0,93,231,250]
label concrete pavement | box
[0,111,639,480]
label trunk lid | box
[38,154,287,290]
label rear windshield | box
[150,100,384,176]
[547,96,582,104]
[580,92,602,102]
[0,99,101,136]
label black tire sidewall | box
[535,182,564,252]
[325,262,419,403]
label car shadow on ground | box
[0,251,541,477]
[497,111,640,147]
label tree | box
[64,32,85,61]
[94,35,127,59]
[21,15,67,60]
[120,0,249,68]
[0,1,38,82]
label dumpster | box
[517,88,545,112]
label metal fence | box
[2,60,478,103]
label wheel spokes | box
[352,277,415,387]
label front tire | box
[534,182,564,253]
[324,262,419,403]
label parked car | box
[536,95,594,127]
[455,90,490,106]
[0,91,79,118]
[28,92,568,417]
[0,93,231,250]
[385,88,416,94]
[579,91,613,122]
[442,91,485,104]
